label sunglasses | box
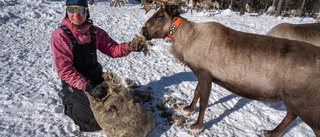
[65,6,88,14]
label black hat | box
[66,0,88,7]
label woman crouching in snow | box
[50,0,145,132]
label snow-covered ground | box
[0,0,318,136]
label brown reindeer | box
[139,4,320,137]
[266,23,320,47]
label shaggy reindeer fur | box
[140,5,320,137]
[266,6,275,16]
[266,23,320,47]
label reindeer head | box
[139,4,181,40]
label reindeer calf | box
[266,6,275,15]
[266,23,320,47]
[140,4,320,136]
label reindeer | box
[291,9,301,17]
[185,0,202,14]
[210,1,222,11]
[195,1,206,12]
[203,0,211,11]
[316,14,320,23]
[110,0,129,7]
[228,4,232,10]
[245,3,252,13]
[266,23,320,47]
[139,3,320,136]
[266,5,275,16]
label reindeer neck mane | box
[171,18,196,42]
[169,17,196,65]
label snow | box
[0,0,317,136]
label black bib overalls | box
[59,25,102,132]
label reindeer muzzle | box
[139,25,153,40]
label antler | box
[143,0,172,13]
[154,0,170,8]
[143,0,158,13]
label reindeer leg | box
[182,82,200,116]
[298,108,320,137]
[261,105,297,137]
[116,1,119,7]
[311,128,320,137]
[191,7,193,14]
[188,74,212,134]
[126,0,129,8]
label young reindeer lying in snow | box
[266,23,320,47]
[139,3,320,137]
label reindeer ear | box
[165,5,181,17]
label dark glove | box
[85,83,107,99]
[130,34,146,52]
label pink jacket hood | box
[51,17,131,91]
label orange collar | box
[167,17,182,39]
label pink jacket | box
[51,17,131,91]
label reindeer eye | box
[157,15,164,19]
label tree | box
[265,0,269,11]
[299,0,306,16]
[311,0,320,18]
[230,0,233,9]
[276,0,283,16]
[272,0,277,6]
[251,0,255,9]
[283,0,289,12]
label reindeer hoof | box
[181,107,195,116]
[188,124,204,134]
[260,130,271,137]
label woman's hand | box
[86,83,107,99]
[130,34,146,52]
